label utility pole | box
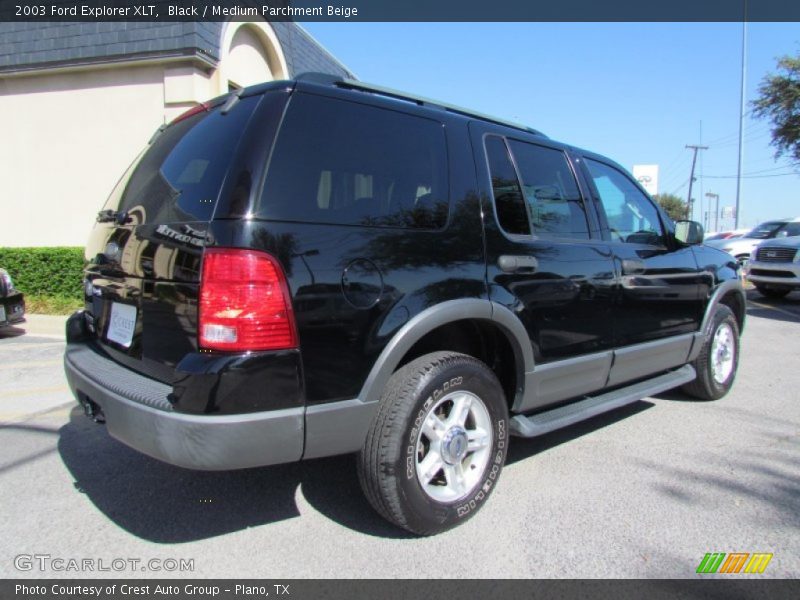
[685,144,709,220]
[734,19,748,229]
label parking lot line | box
[0,385,68,398]
[0,359,62,371]
[0,403,73,424]
[747,298,800,321]
[0,341,64,349]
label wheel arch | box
[356,299,533,409]
[702,279,746,335]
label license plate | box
[0,305,5,322]
[107,302,137,348]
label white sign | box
[722,206,736,219]
[633,164,659,196]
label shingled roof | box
[0,21,354,78]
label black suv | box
[64,74,745,535]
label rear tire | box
[682,305,740,400]
[358,351,508,535]
[754,284,791,299]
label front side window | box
[258,94,448,229]
[585,159,665,246]
[745,221,786,239]
[781,222,800,237]
[508,140,590,240]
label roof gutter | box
[0,49,218,78]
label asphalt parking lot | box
[1,292,798,579]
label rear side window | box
[507,140,590,240]
[258,94,449,229]
[485,135,529,236]
[104,96,260,222]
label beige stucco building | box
[0,21,353,247]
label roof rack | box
[295,72,546,138]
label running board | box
[509,365,696,438]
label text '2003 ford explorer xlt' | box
[64,73,745,535]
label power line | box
[702,120,767,146]
[704,171,798,179]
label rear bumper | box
[0,293,25,327]
[64,342,304,470]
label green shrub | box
[0,247,84,299]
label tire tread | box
[357,351,498,535]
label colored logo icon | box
[696,552,773,574]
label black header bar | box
[2,0,800,22]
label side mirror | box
[675,220,704,245]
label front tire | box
[682,305,740,400]
[358,351,508,535]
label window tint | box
[585,159,665,245]
[106,96,259,222]
[508,140,589,240]
[745,221,786,239]
[778,222,800,237]
[485,136,529,235]
[258,94,448,229]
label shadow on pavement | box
[58,407,412,543]
[506,400,654,465]
[745,289,800,323]
[637,428,800,531]
[0,325,26,339]
[60,398,663,542]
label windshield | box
[745,221,787,239]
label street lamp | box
[705,193,720,232]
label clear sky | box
[303,22,800,231]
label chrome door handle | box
[498,255,538,273]
[621,258,646,275]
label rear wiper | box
[96,209,132,225]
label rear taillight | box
[199,248,297,352]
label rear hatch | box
[83,91,273,383]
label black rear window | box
[103,96,259,222]
[257,93,449,229]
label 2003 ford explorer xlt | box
[64,73,745,535]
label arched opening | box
[217,22,289,94]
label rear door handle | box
[498,255,538,273]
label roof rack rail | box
[294,72,546,138]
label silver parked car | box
[747,236,800,298]
[704,217,800,265]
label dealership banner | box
[2,0,800,22]
[3,579,800,600]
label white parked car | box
[703,229,749,242]
[747,237,800,298]
[704,218,800,264]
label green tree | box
[752,54,800,165]
[653,193,687,221]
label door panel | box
[581,157,705,366]
[471,124,616,411]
